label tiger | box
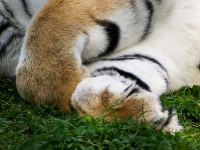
[0,0,47,78]
[7,0,200,133]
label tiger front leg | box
[16,1,92,111]
[71,76,182,133]
[16,0,128,111]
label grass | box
[0,78,200,150]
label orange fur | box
[16,0,128,111]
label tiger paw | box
[71,76,182,133]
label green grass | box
[0,78,200,150]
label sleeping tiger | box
[2,0,200,133]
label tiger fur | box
[0,0,47,78]
[1,0,200,132]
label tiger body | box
[0,0,47,78]
[0,0,199,132]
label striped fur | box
[0,0,47,78]
[2,0,200,132]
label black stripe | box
[84,54,168,74]
[124,84,133,92]
[0,21,10,35]
[126,88,139,98]
[118,54,167,73]
[21,0,32,17]
[117,54,170,90]
[153,107,175,126]
[84,54,166,72]
[141,0,154,40]
[127,54,169,89]
[197,63,200,70]
[163,107,175,127]
[97,20,120,57]
[0,31,23,56]
[124,84,140,97]
[0,13,19,29]
[92,67,151,92]
[84,54,170,90]
[0,1,20,29]
[1,1,15,18]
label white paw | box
[71,76,136,115]
[71,76,183,133]
[161,109,183,133]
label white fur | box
[72,0,200,133]
[74,33,89,66]
[82,25,108,61]
[25,0,48,15]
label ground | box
[0,78,199,150]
